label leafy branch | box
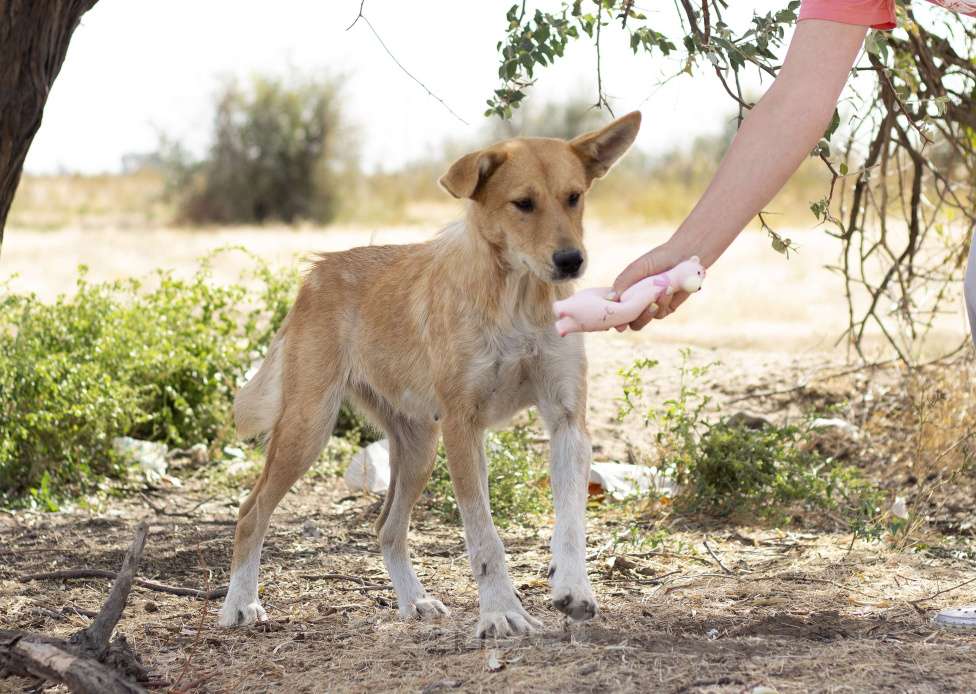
[489,0,976,364]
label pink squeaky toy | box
[553,257,705,337]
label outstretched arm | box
[612,19,868,329]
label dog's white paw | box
[218,598,267,628]
[551,583,597,621]
[475,606,542,638]
[400,596,450,620]
[549,563,597,621]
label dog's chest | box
[472,329,550,423]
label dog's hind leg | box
[219,365,345,628]
[373,414,448,619]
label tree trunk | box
[0,0,98,256]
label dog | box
[218,111,642,637]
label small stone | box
[189,443,209,466]
[302,519,321,538]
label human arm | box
[612,18,868,329]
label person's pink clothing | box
[799,0,976,29]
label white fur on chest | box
[470,323,583,426]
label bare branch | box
[348,10,468,125]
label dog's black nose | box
[552,248,584,276]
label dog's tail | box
[234,329,286,440]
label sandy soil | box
[1,225,974,692]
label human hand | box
[609,242,693,331]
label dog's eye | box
[512,198,535,212]
[567,192,581,207]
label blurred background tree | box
[162,74,349,225]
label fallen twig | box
[72,523,148,658]
[627,550,711,566]
[299,573,391,588]
[138,493,214,519]
[910,576,976,607]
[19,570,227,600]
[2,522,151,693]
[702,538,733,575]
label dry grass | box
[1,454,974,694]
[7,170,172,231]
[7,157,832,234]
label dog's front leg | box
[539,402,597,622]
[442,417,542,637]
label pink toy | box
[553,257,706,336]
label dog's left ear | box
[439,149,508,199]
[571,111,642,180]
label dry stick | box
[1,522,152,694]
[628,550,711,566]
[593,0,613,116]
[299,573,392,592]
[70,522,148,658]
[138,493,214,519]
[19,569,227,600]
[0,638,146,694]
[910,576,976,607]
[345,1,467,125]
[702,538,732,575]
[299,573,376,585]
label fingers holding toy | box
[557,254,703,336]
[610,244,684,299]
[629,289,690,330]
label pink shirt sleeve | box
[799,0,896,29]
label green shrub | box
[0,250,298,503]
[617,352,884,527]
[164,73,349,225]
[427,418,550,527]
[334,403,382,446]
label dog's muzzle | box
[552,248,584,280]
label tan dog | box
[218,112,642,637]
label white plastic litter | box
[222,445,246,460]
[113,437,167,482]
[810,417,861,439]
[344,439,391,493]
[588,462,675,500]
[933,605,976,631]
[890,496,909,520]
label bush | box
[427,418,550,527]
[0,250,298,503]
[617,352,884,527]
[165,73,348,225]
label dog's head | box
[439,111,641,284]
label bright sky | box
[25,0,793,174]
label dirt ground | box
[2,450,975,694]
[1,226,975,692]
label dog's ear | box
[570,111,642,180]
[438,149,508,199]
